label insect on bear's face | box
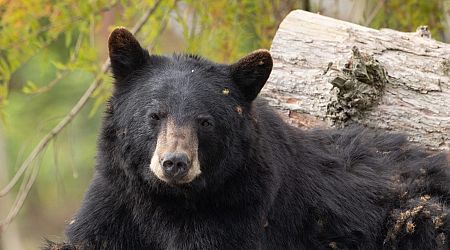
[106,28,272,187]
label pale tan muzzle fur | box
[150,119,201,184]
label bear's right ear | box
[108,27,148,81]
[230,50,273,102]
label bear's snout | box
[149,119,202,184]
[161,152,191,181]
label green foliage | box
[1,0,113,107]
[178,0,298,62]
[371,0,445,39]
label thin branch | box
[0,150,43,232]
[0,66,105,198]
[32,71,70,94]
[70,32,85,62]
[32,28,84,94]
[0,0,162,230]
[131,1,163,34]
[364,0,385,27]
[146,2,175,51]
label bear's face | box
[105,28,272,190]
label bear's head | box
[101,28,272,193]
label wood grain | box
[262,10,450,150]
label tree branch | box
[32,33,84,94]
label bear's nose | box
[161,152,190,180]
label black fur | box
[45,30,450,250]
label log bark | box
[262,10,450,151]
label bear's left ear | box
[230,49,273,102]
[108,27,148,81]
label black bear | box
[45,28,450,250]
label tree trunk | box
[262,10,450,151]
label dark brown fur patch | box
[234,49,272,70]
[108,27,141,55]
[230,49,273,102]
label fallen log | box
[262,10,450,151]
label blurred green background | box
[1,0,449,249]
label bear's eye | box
[197,116,214,128]
[201,120,212,127]
[150,113,160,121]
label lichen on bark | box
[327,46,389,125]
[441,59,450,76]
